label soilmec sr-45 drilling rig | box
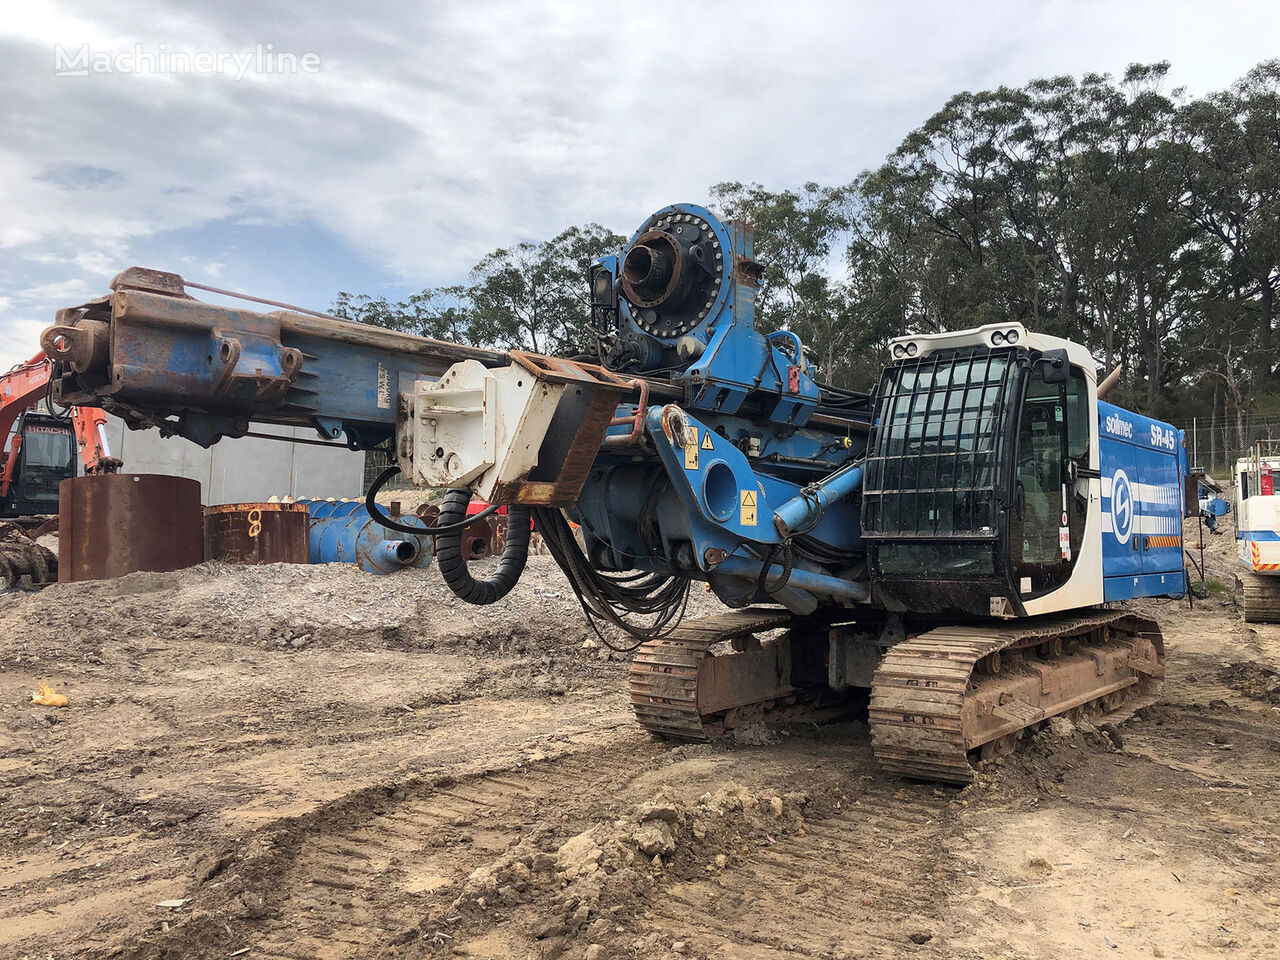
[42,204,1185,783]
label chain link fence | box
[362,448,413,490]
[1169,416,1280,480]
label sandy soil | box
[2,525,1278,960]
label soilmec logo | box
[1104,413,1134,439]
[1110,469,1134,545]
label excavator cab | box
[1,412,76,517]
[861,325,1092,617]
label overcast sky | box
[1,0,1278,369]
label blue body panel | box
[1097,401,1186,601]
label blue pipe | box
[771,464,864,538]
[293,499,433,575]
[716,556,869,604]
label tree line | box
[334,60,1280,426]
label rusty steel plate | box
[205,502,309,565]
[58,474,203,582]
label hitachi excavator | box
[1,351,120,519]
[0,351,121,586]
[41,203,1186,782]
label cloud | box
[1,0,1277,370]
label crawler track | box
[870,611,1165,784]
[1243,572,1280,623]
[628,608,795,739]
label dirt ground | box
[3,520,1279,960]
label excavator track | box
[629,607,805,740]
[869,611,1165,784]
[0,520,57,588]
[1243,572,1280,624]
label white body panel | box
[1235,452,1280,576]
[407,360,564,503]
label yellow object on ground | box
[31,683,69,707]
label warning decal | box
[684,429,699,470]
[740,489,758,526]
[701,431,715,451]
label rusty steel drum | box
[416,503,502,560]
[58,474,203,582]
[205,502,309,565]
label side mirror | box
[1036,348,1070,384]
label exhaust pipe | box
[1097,364,1123,400]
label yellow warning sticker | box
[700,430,714,451]
[740,489,757,526]
[684,429,699,470]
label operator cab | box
[861,323,1094,617]
[2,412,76,517]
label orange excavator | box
[1,351,121,520]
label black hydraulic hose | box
[434,489,532,604]
[364,465,500,536]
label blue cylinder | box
[292,499,434,575]
[772,464,865,537]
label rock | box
[1100,723,1125,750]
[1047,716,1076,738]
[194,852,232,884]
[769,796,784,817]
[466,864,499,894]
[556,831,603,877]
[714,854,728,869]
[633,820,676,857]
[585,946,605,960]
[533,918,566,940]
[531,852,557,873]
[233,892,269,919]
[638,801,681,824]
[908,931,934,944]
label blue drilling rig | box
[42,202,1184,782]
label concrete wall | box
[103,416,364,505]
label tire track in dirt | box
[642,784,955,958]
[206,744,658,960]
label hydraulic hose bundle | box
[531,506,690,650]
[364,466,530,604]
